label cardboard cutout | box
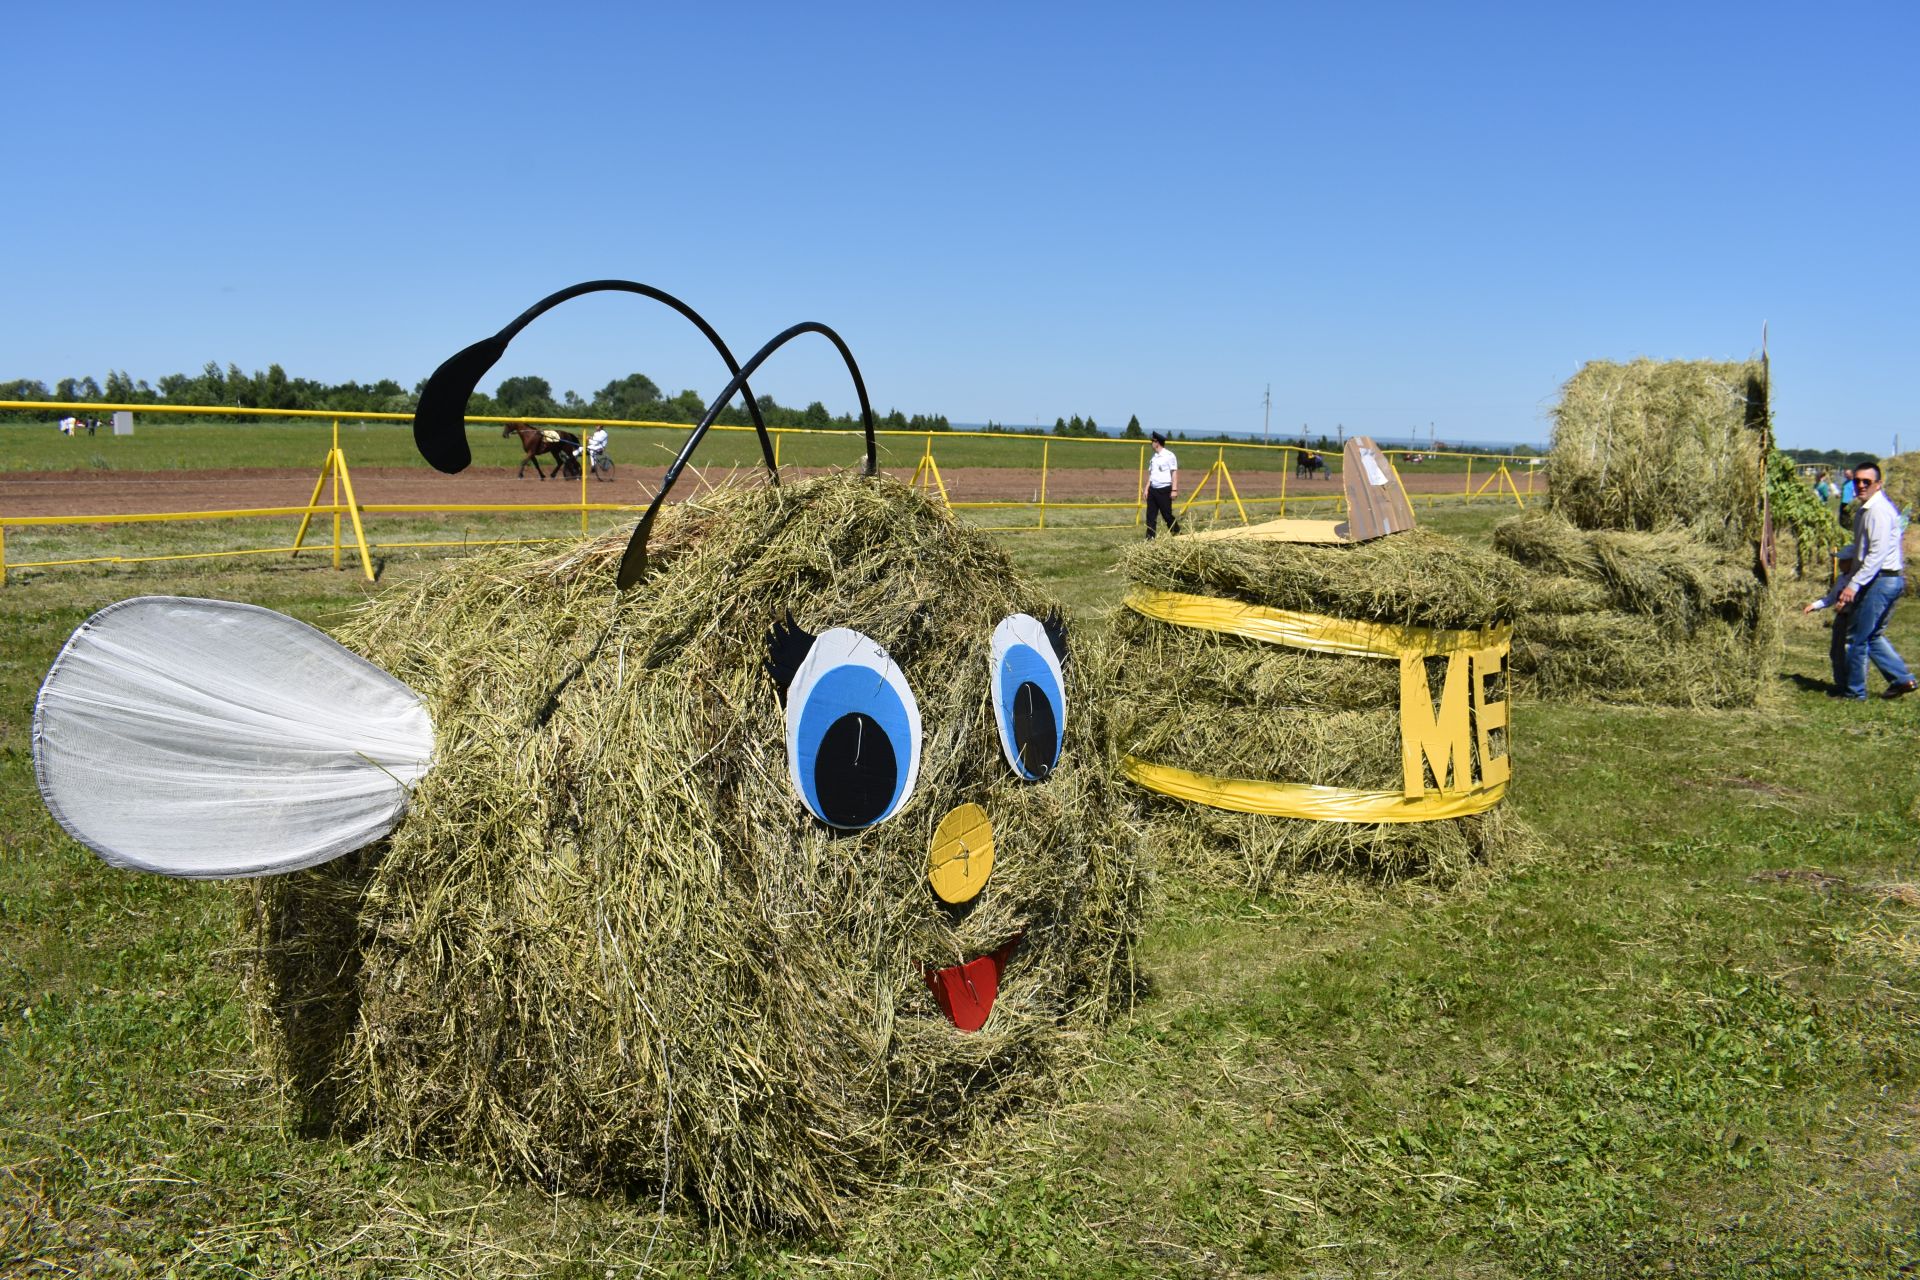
[1191,436,1417,544]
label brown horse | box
[503,423,582,479]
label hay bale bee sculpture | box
[32,282,1145,1234]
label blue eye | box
[990,614,1067,781]
[782,628,921,829]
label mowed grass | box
[2,502,1916,1277]
[0,418,1514,477]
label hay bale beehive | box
[1109,529,1530,892]
[1494,510,1781,708]
[1546,357,1771,549]
[1498,356,1779,706]
[246,474,1146,1234]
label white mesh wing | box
[32,596,434,879]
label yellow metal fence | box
[0,400,1540,584]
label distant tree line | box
[0,364,961,434]
[1781,446,1882,469]
[1,366,419,418]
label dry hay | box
[1493,510,1780,708]
[1884,451,1920,526]
[243,473,1147,1236]
[1548,357,1771,550]
[1110,530,1534,893]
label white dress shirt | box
[1147,449,1178,489]
[1813,488,1905,609]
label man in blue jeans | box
[1804,460,1914,700]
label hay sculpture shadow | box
[242,285,1147,1234]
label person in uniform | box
[1144,431,1179,539]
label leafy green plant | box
[1768,447,1845,574]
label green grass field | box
[2,501,1914,1277]
[0,418,1517,476]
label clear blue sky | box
[9,2,1914,452]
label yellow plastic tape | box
[1122,756,1507,824]
[1124,590,1510,661]
[1122,589,1513,820]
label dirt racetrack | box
[0,463,1540,518]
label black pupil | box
[814,712,899,827]
[1012,681,1058,779]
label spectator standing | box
[1838,468,1857,528]
[1804,461,1914,699]
[1144,432,1180,539]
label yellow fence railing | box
[0,400,1542,584]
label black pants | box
[1145,485,1179,538]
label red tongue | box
[926,939,1020,1032]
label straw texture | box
[1110,531,1531,892]
[245,474,1146,1235]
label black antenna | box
[617,320,878,589]
[411,279,778,480]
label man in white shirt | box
[586,426,611,479]
[1144,432,1180,539]
[1804,460,1913,699]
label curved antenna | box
[411,279,778,480]
[617,320,879,589]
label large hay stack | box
[246,474,1146,1234]
[1884,451,1920,524]
[1498,357,1778,705]
[1545,358,1770,549]
[1109,530,1531,893]
[1493,512,1781,708]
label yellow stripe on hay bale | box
[1125,589,1511,661]
[1121,757,1506,823]
[928,802,995,903]
[1124,589,1512,813]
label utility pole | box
[1263,384,1271,445]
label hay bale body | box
[1883,452,1920,519]
[1547,358,1770,549]
[247,475,1145,1234]
[1111,530,1529,892]
[1502,357,1779,705]
[1495,511,1780,708]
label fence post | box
[1214,447,1225,524]
[1279,446,1290,517]
[331,419,342,570]
[1464,455,1473,503]
[1038,441,1050,530]
[0,523,7,587]
[1135,443,1146,526]
[580,429,589,535]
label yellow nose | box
[927,802,994,904]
